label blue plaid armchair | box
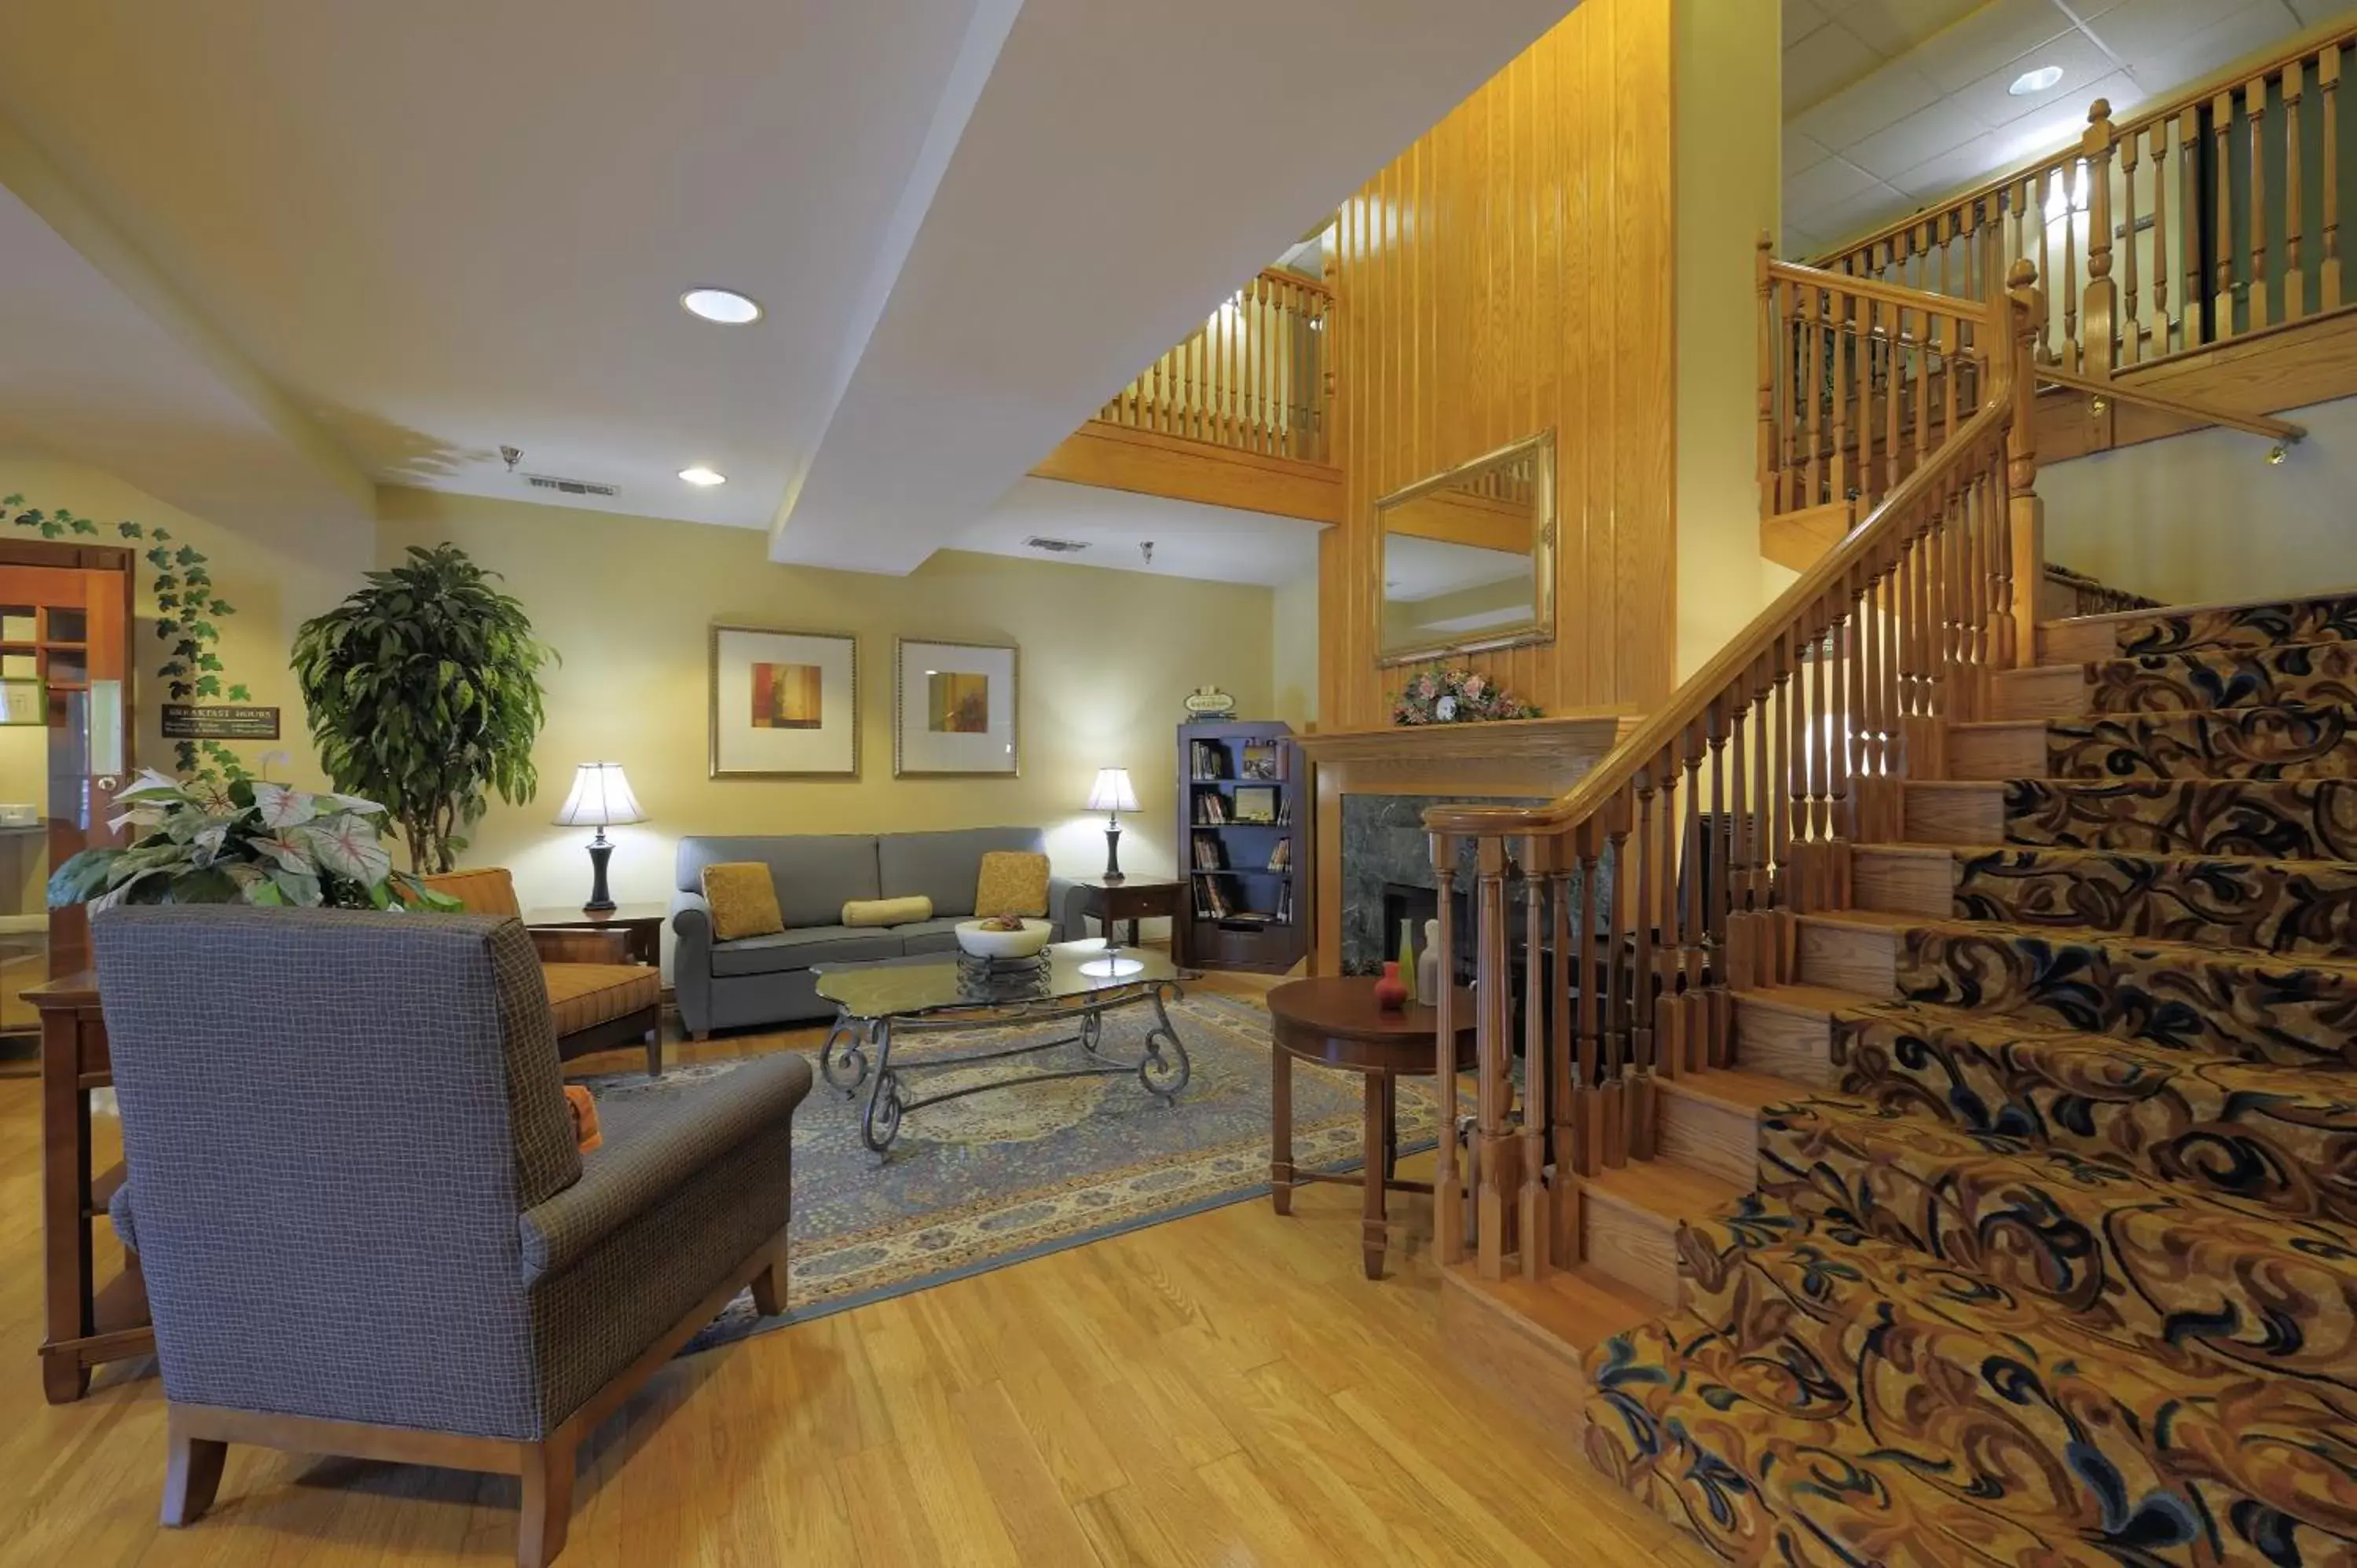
[94,906,810,1566]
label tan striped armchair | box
[427,868,663,1077]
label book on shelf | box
[1265,837,1291,873]
[1193,789,1228,825]
[1189,830,1229,871]
[1189,738,1234,781]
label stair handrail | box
[2036,365,2308,450]
[1415,262,2045,1286]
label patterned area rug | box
[569,990,1435,1350]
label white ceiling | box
[0,0,1570,580]
[1784,0,2357,258]
[954,477,1322,586]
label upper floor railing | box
[1092,268,1332,463]
[1812,23,2357,381]
[1415,266,2044,1283]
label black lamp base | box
[583,833,616,913]
[1102,822,1125,883]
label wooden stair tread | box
[1736,981,1875,1016]
[1439,1259,1659,1347]
[1575,1160,1745,1225]
[1655,1067,1799,1113]
[1947,719,2047,734]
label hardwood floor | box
[0,971,1702,1566]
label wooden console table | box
[27,972,152,1402]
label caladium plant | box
[46,769,455,913]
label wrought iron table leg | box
[820,1009,874,1094]
[860,1020,904,1154]
[1138,984,1193,1103]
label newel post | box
[2080,100,2118,379]
[2004,258,2046,665]
[1757,231,1779,520]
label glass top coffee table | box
[812,942,1192,1153]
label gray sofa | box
[669,827,1081,1036]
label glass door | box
[0,552,132,1035]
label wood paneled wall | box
[1319,0,1676,730]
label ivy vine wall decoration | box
[4,493,255,784]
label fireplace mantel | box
[1296,711,1636,973]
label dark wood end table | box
[27,971,152,1403]
[520,902,667,968]
[1264,976,1475,1280]
[1069,877,1182,951]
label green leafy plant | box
[46,769,453,911]
[3,493,251,783]
[291,544,555,874]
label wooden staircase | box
[1434,584,2357,1563]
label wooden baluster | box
[1882,297,1901,497]
[1706,702,1732,1064]
[2007,258,2045,669]
[1629,774,1658,1158]
[1600,799,1629,1168]
[2062,162,2083,371]
[2215,90,2237,337]
[1807,604,1829,892]
[2013,177,2036,356]
[1940,309,1959,443]
[2152,120,2174,356]
[1830,290,1851,510]
[1805,286,1826,507]
[2326,48,2344,312]
[1430,837,1464,1265]
[2120,119,2141,363]
[1547,845,1576,1258]
[1474,837,1510,1279]
[1727,684,1751,930]
[2034,168,2056,361]
[2248,76,2271,331]
[1853,296,1872,512]
[1839,580,1861,841]
[1777,644,1800,909]
[2083,101,2117,378]
[1651,745,1682,1082]
[1679,720,1706,1074]
[1910,301,1930,482]
[2286,66,2307,324]
[1519,839,1548,1280]
[1571,820,1601,1181]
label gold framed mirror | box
[1374,430,1556,665]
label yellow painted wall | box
[0,451,365,793]
[1673,0,1786,678]
[372,488,1275,931]
[1270,574,1320,731]
[2040,394,2357,603]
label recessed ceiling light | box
[678,466,727,487]
[680,287,763,324]
[2009,64,2065,96]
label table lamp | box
[1086,766,1140,882]
[554,761,646,911]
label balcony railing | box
[1093,268,1332,463]
[1811,22,2357,380]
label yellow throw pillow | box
[702,862,785,941]
[843,895,933,929]
[974,850,1051,920]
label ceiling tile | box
[1839,0,1989,59]
[1941,27,2116,134]
[1848,97,1988,181]
[1805,178,1921,244]
[2291,0,2357,25]
[1786,152,1886,214]
[1909,0,2078,92]
[1781,222,1831,261]
[1785,0,1833,49]
[1889,128,2009,199]
[1785,125,1834,177]
[2110,0,2300,88]
[1791,58,1945,144]
[1786,22,1883,111]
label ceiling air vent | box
[526,474,620,500]
[1024,536,1091,554]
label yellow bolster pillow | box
[842,894,933,928]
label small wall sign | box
[161,704,281,741]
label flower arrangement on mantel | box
[1392,666,1541,726]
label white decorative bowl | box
[955,918,1054,958]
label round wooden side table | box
[1264,976,1476,1280]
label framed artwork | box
[894,637,1018,777]
[709,625,858,778]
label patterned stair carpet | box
[1581,592,2357,1566]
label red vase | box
[1373,961,1409,1013]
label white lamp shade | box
[1086,767,1140,813]
[554,761,647,827]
